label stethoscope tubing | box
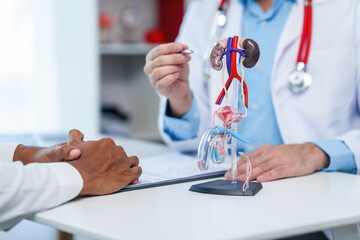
[297,0,313,65]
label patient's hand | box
[69,137,142,195]
[13,130,83,164]
[225,143,329,182]
[13,129,141,194]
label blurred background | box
[0,0,186,239]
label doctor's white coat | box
[158,0,360,173]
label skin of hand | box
[67,129,139,185]
[68,138,142,196]
[13,130,83,165]
[144,42,192,118]
[224,143,330,182]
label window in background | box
[0,0,57,133]
[0,0,99,136]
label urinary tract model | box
[194,36,261,195]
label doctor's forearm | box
[163,96,200,141]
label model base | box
[189,179,262,196]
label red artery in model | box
[215,36,248,108]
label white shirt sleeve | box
[0,143,19,163]
[0,161,83,230]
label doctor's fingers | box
[224,156,273,180]
[146,42,188,62]
[153,72,180,92]
[248,144,272,160]
[150,65,184,86]
[237,157,281,181]
[256,166,290,182]
[145,53,190,75]
[224,154,265,180]
[237,152,272,172]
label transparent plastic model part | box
[216,56,249,186]
[240,152,252,191]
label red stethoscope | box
[288,0,313,93]
[208,0,313,93]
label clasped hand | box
[13,130,141,195]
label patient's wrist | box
[13,145,39,164]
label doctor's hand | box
[13,129,83,165]
[69,138,142,196]
[144,42,192,118]
[225,143,329,182]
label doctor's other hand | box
[144,42,192,118]
[69,138,142,196]
[12,129,84,165]
[225,143,329,182]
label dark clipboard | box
[120,170,226,192]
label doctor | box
[144,0,360,182]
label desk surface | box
[30,137,360,240]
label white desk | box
[29,137,360,240]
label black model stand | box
[189,179,262,196]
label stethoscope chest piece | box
[217,12,227,27]
[288,62,312,93]
[288,0,313,93]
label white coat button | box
[260,20,267,26]
[193,112,199,119]
[247,145,254,151]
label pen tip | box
[181,49,194,54]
